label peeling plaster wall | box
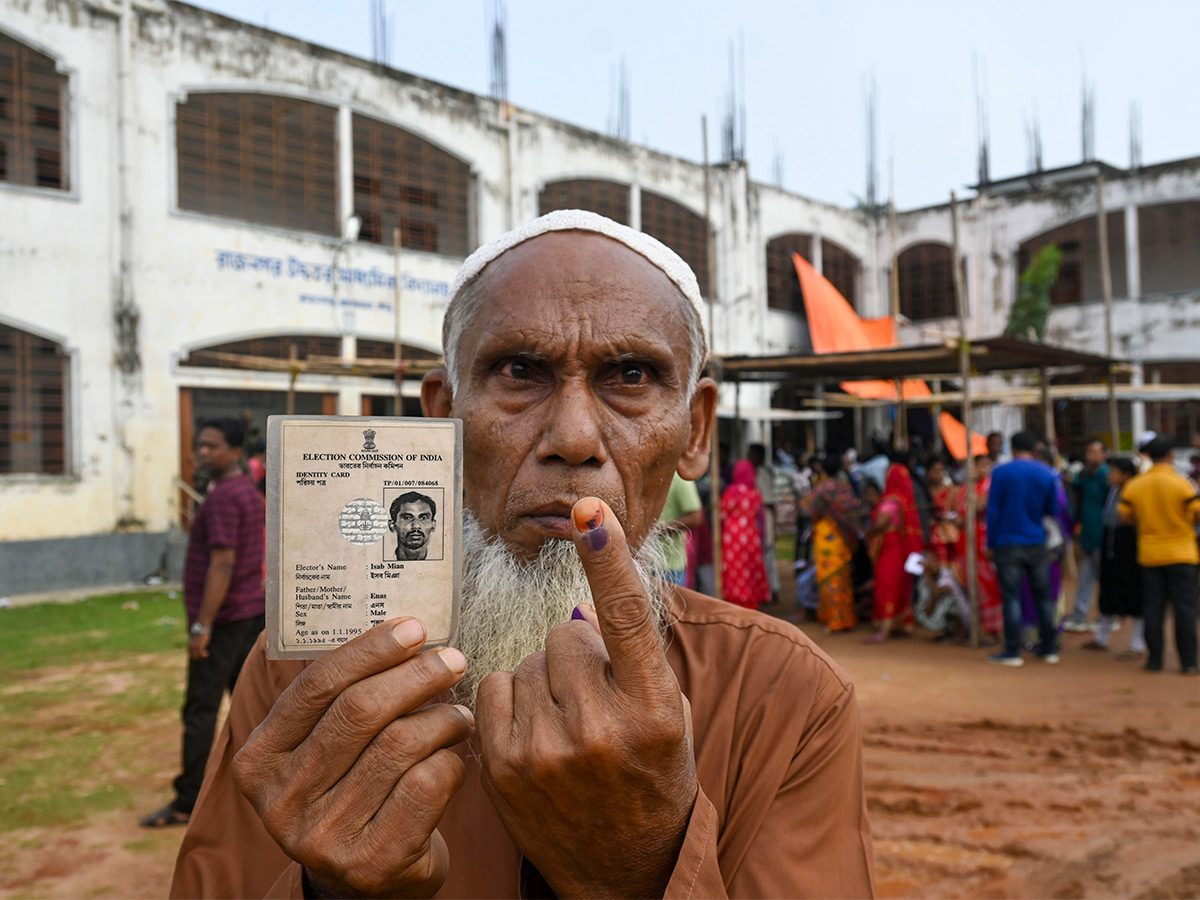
[1,1,121,541]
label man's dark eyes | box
[618,364,647,385]
[495,358,654,386]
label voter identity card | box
[265,416,462,659]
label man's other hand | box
[476,497,698,899]
[232,619,474,898]
[188,632,211,660]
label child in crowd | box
[914,550,971,643]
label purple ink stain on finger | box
[571,605,588,622]
[584,526,609,553]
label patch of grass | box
[0,591,188,832]
[0,592,186,678]
[122,837,160,854]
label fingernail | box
[571,605,587,622]
[453,704,475,727]
[572,498,608,552]
[436,646,468,674]
[394,618,426,648]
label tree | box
[1004,244,1062,342]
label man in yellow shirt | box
[1119,436,1200,675]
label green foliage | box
[1005,244,1062,342]
[0,591,186,831]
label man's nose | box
[535,381,608,467]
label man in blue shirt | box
[986,430,1060,666]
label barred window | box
[899,242,956,321]
[640,191,709,297]
[0,323,68,475]
[765,233,813,313]
[821,239,859,309]
[1138,201,1200,294]
[0,32,67,190]
[353,114,473,256]
[538,179,630,224]
[176,92,338,234]
[1017,213,1126,305]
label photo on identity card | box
[265,416,462,660]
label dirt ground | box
[3,611,1199,899]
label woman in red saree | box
[866,463,924,642]
[926,457,962,565]
[720,460,771,609]
[953,454,1003,641]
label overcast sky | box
[192,0,1200,210]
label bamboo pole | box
[703,114,722,596]
[1096,175,1120,449]
[890,159,907,450]
[951,191,979,648]
[286,341,298,415]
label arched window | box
[0,322,68,474]
[765,233,812,313]
[352,114,474,256]
[1017,213,1126,305]
[640,191,709,297]
[1138,201,1200,294]
[176,92,338,234]
[538,179,630,224]
[0,31,67,190]
[898,242,956,321]
[820,239,859,309]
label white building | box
[3,0,1199,592]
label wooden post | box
[393,226,404,414]
[703,114,722,596]
[1041,367,1056,447]
[1096,175,1120,449]
[286,342,299,415]
[951,191,979,648]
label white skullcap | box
[449,209,706,331]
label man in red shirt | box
[140,417,265,827]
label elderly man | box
[170,211,874,899]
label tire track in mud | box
[865,719,1200,898]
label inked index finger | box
[570,497,675,700]
[254,616,428,752]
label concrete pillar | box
[812,232,824,276]
[1130,361,1146,441]
[1124,202,1141,300]
[337,105,354,227]
[629,183,641,232]
[337,383,360,416]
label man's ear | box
[677,376,718,481]
[421,368,453,418]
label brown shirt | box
[170,588,875,899]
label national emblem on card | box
[362,428,377,451]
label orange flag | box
[792,253,930,399]
[939,411,988,460]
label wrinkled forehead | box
[465,232,695,347]
[478,231,688,301]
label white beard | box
[453,513,673,709]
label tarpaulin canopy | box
[792,253,931,399]
[938,411,988,460]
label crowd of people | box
[687,429,1199,675]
